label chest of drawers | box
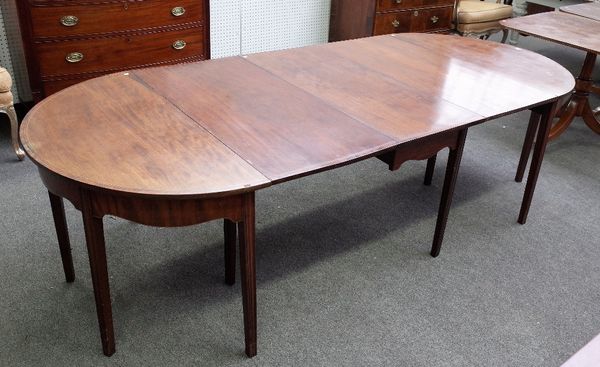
[16,0,210,102]
[329,0,455,42]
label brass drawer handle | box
[431,15,439,23]
[66,52,83,63]
[171,6,186,16]
[413,10,419,16]
[395,0,402,3]
[392,19,400,28]
[172,40,187,50]
[60,15,79,27]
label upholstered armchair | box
[0,66,24,160]
[455,0,513,42]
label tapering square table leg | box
[81,191,115,356]
[515,110,540,183]
[48,191,75,282]
[238,192,257,357]
[518,102,557,225]
[430,129,468,257]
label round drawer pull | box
[171,6,186,16]
[65,52,84,63]
[431,15,439,23]
[413,10,419,16]
[395,0,402,3]
[172,40,187,50]
[60,15,79,27]
[391,19,400,28]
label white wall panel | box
[209,0,242,58]
[0,0,332,100]
[240,0,330,55]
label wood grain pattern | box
[247,34,572,141]
[329,0,454,42]
[22,73,269,198]
[134,57,397,182]
[372,34,572,116]
[561,2,600,21]
[36,24,204,78]
[16,0,210,100]
[329,0,376,41]
[246,37,480,142]
[21,33,576,358]
[29,0,205,38]
[501,12,600,54]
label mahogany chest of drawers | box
[16,0,210,102]
[329,0,455,42]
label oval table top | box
[21,33,575,199]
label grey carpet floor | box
[0,35,599,367]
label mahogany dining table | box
[20,33,574,357]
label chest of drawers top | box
[329,0,456,42]
[17,0,210,101]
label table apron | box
[38,166,246,227]
[377,129,463,171]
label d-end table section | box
[21,72,271,357]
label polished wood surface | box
[561,2,600,21]
[329,0,376,42]
[502,11,600,172]
[247,34,573,136]
[36,24,205,77]
[21,74,269,198]
[329,0,454,42]
[21,34,574,358]
[501,12,600,54]
[28,0,205,38]
[133,57,396,182]
[16,0,210,101]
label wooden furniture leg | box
[515,110,540,183]
[6,105,25,160]
[239,192,257,357]
[81,191,115,356]
[48,191,75,282]
[424,155,437,186]
[430,129,468,257]
[224,219,237,285]
[518,102,556,224]
[548,52,600,140]
[0,67,25,160]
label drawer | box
[377,0,455,11]
[36,25,204,77]
[29,0,204,38]
[373,6,454,35]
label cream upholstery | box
[455,0,513,42]
[0,66,25,160]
